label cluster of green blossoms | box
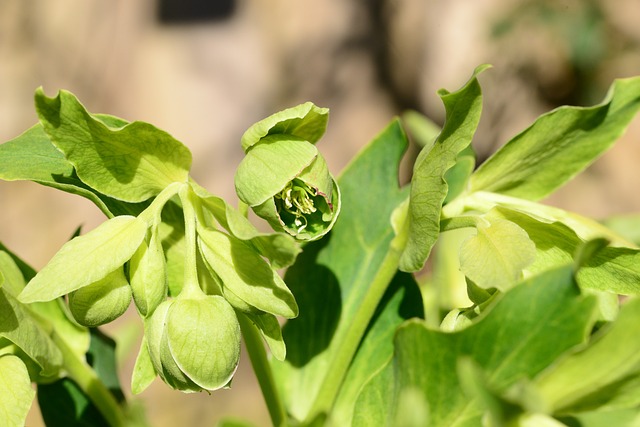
[14,90,339,393]
[235,102,341,241]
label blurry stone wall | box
[1,0,639,425]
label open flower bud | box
[235,103,340,241]
[68,267,132,327]
[145,295,241,392]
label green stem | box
[238,313,287,427]
[138,181,182,226]
[305,243,403,422]
[52,333,126,427]
[178,184,204,299]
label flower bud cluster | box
[15,100,338,394]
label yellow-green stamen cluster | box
[276,179,317,232]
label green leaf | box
[19,215,148,303]
[38,378,109,427]
[0,355,35,426]
[459,215,536,291]
[470,75,640,200]
[86,328,126,403]
[560,408,640,427]
[0,248,91,373]
[0,241,36,282]
[35,88,192,202]
[352,360,397,427]
[444,145,476,203]
[354,266,597,427]
[241,102,329,151]
[489,207,640,295]
[535,297,640,414]
[0,123,149,217]
[0,288,63,378]
[271,119,410,422]
[197,226,298,318]
[400,64,490,272]
[332,272,424,426]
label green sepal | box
[131,336,157,395]
[244,311,286,361]
[67,267,132,327]
[129,227,167,317]
[145,300,201,392]
[241,102,329,151]
[197,226,298,318]
[35,88,192,202]
[235,136,318,207]
[165,295,241,391]
[192,182,301,269]
[19,215,148,303]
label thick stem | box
[52,333,126,427]
[178,184,204,299]
[305,243,403,422]
[238,313,287,427]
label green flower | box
[144,295,241,392]
[234,102,341,241]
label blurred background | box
[1,0,640,425]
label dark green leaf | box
[354,266,597,427]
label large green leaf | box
[35,88,192,203]
[400,64,489,272]
[470,76,640,200]
[271,119,411,422]
[0,122,151,217]
[354,266,597,427]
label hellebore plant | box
[3,65,640,427]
